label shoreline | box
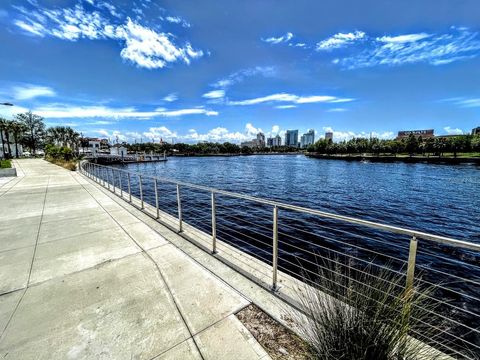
[305,153,480,164]
[170,152,302,157]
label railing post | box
[111,168,116,194]
[118,170,123,197]
[127,173,132,202]
[138,175,144,209]
[154,178,159,219]
[272,205,279,291]
[405,235,418,298]
[105,168,110,190]
[211,192,217,254]
[176,184,183,232]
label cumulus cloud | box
[118,18,203,69]
[228,93,353,106]
[13,84,56,100]
[443,126,464,135]
[262,32,293,44]
[12,3,203,69]
[316,31,365,51]
[322,126,394,141]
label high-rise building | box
[325,132,333,141]
[241,132,266,148]
[267,134,282,147]
[273,135,282,147]
[256,132,265,148]
[285,130,299,147]
[300,129,315,148]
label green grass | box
[0,159,11,169]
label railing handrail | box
[80,161,480,252]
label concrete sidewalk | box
[0,159,271,360]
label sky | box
[0,0,479,144]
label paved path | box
[0,159,271,360]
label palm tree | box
[11,121,28,158]
[15,111,45,155]
[65,127,80,154]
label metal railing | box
[80,161,480,358]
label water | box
[110,155,480,353]
[123,155,480,242]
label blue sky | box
[0,0,479,143]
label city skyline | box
[0,0,479,144]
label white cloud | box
[322,126,394,141]
[154,107,218,117]
[443,126,464,135]
[228,93,353,106]
[213,66,276,89]
[13,85,56,100]
[143,126,177,140]
[162,93,178,102]
[165,16,190,28]
[262,32,293,44]
[275,105,296,109]
[202,90,225,99]
[376,33,431,43]
[30,103,217,118]
[119,18,203,69]
[442,97,480,108]
[12,4,204,70]
[316,31,365,51]
[327,108,347,112]
[335,28,480,69]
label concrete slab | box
[0,290,23,333]
[0,254,191,360]
[108,209,142,227]
[0,247,34,295]
[38,213,118,243]
[195,315,271,360]
[30,228,141,284]
[149,244,249,334]
[0,215,41,252]
[155,339,202,360]
[122,222,169,250]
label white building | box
[0,130,23,158]
[110,145,128,158]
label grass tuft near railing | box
[0,159,12,169]
[290,260,463,360]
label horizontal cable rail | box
[80,161,480,358]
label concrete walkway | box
[0,160,271,360]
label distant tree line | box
[307,134,480,158]
[127,142,301,155]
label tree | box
[0,118,8,159]
[11,121,28,158]
[405,134,419,156]
[15,111,45,155]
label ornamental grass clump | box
[292,260,455,360]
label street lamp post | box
[0,102,14,159]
